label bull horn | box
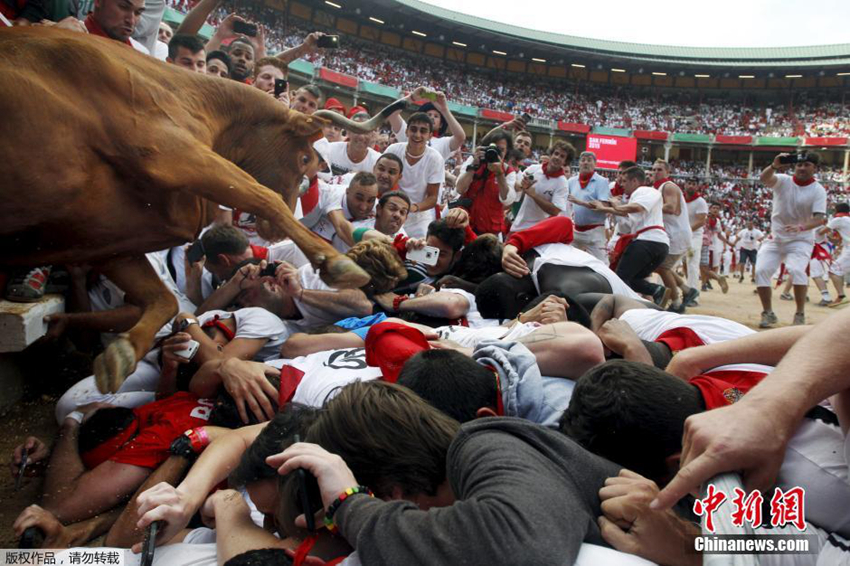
[313,98,407,134]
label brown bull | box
[0,27,402,392]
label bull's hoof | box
[93,335,137,393]
[320,255,370,289]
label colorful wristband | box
[323,486,374,534]
[392,295,409,312]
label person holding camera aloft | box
[755,152,827,328]
[508,141,574,233]
[455,130,518,236]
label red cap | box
[348,105,369,119]
[325,97,346,113]
[365,322,430,382]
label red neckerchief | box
[84,14,132,46]
[793,176,816,187]
[707,216,718,229]
[610,182,624,197]
[685,192,702,203]
[543,165,565,180]
[835,213,850,218]
[300,177,320,215]
[249,244,269,261]
[578,172,593,189]
[653,177,672,189]
[201,314,236,341]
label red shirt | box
[690,369,767,410]
[108,392,213,468]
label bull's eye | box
[302,154,310,165]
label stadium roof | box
[361,0,850,70]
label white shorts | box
[811,257,829,280]
[572,227,608,262]
[755,238,814,287]
[831,248,850,278]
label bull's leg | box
[93,256,177,393]
[144,144,368,289]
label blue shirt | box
[568,173,611,227]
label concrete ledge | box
[0,295,64,353]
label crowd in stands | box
[7,1,850,564]
[163,0,850,138]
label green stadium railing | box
[360,81,401,99]
[288,59,315,77]
[672,133,712,144]
[755,136,801,146]
[592,126,631,137]
[448,101,478,118]
[163,8,215,39]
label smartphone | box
[520,112,532,123]
[19,527,43,549]
[316,34,339,49]
[186,240,205,264]
[293,434,317,531]
[778,153,804,165]
[141,521,160,566]
[420,90,439,102]
[232,20,257,37]
[407,245,440,266]
[175,339,199,361]
[260,262,280,277]
[274,78,288,98]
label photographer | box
[455,129,518,236]
[755,152,826,328]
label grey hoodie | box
[336,418,621,565]
[474,339,576,428]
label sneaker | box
[780,292,794,301]
[759,311,778,329]
[701,283,709,292]
[829,296,849,308]
[793,312,806,326]
[667,303,686,314]
[817,298,833,307]
[682,287,700,307]
[652,286,666,306]
[718,276,729,294]
[5,266,52,303]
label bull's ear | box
[282,114,326,143]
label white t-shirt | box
[434,321,539,349]
[384,143,445,204]
[736,228,764,250]
[299,180,344,233]
[531,243,641,299]
[627,186,670,245]
[769,174,827,243]
[267,347,382,407]
[828,216,850,246]
[619,308,754,346]
[199,308,291,361]
[290,265,345,329]
[461,156,518,205]
[686,196,709,239]
[384,143,445,233]
[660,183,693,255]
[510,164,570,232]
[326,142,381,176]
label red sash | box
[609,226,665,270]
[576,224,604,232]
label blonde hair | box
[345,239,407,294]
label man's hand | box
[652,399,789,511]
[135,483,202,552]
[200,489,249,530]
[184,246,205,280]
[373,292,400,313]
[596,319,643,357]
[427,338,473,357]
[444,207,469,229]
[433,91,449,111]
[42,313,70,341]
[502,244,529,278]
[434,275,464,290]
[599,470,701,566]
[220,358,280,424]
[772,153,791,170]
[567,195,592,209]
[519,296,568,325]
[248,24,266,57]
[405,238,427,253]
[519,174,536,194]
[783,224,805,235]
[13,505,71,549]
[487,156,505,176]
[274,262,302,298]
[268,443,358,516]
[52,16,87,33]
[161,333,194,370]
[215,13,247,39]
[664,348,704,381]
[414,283,435,297]
[11,437,49,478]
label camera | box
[316,35,340,48]
[484,144,501,164]
[778,153,810,165]
[232,20,257,37]
[260,262,281,277]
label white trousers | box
[687,234,703,288]
[572,226,608,262]
[755,238,813,287]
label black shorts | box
[739,248,758,266]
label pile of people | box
[6,3,850,565]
